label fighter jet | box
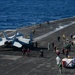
[0,31,33,48]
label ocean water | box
[0,0,75,30]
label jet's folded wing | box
[0,38,6,46]
[17,37,30,44]
[13,41,22,48]
[0,41,5,46]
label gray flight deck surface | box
[0,17,75,75]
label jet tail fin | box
[2,31,9,40]
[2,31,17,41]
[29,33,33,42]
[12,31,18,43]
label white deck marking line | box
[34,22,75,42]
[0,54,22,60]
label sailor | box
[62,34,66,40]
[56,56,63,73]
[27,48,30,57]
[65,49,69,58]
[56,49,60,56]
[32,29,35,34]
[56,56,61,66]
[57,36,61,42]
[52,42,54,51]
[62,48,65,54]
[48,43,50,50]
[35,41,38,48]
[62,34,66,43]
[58,62,62,73]
[70,33,73,39]
[39,50,44,57]
[54,45,57,52]
[22,47,26,56]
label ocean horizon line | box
[2,16,75,32]
[15,16,75,30]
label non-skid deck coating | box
[0,17,75,75]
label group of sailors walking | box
[21,33,74,73]
[22,47,30,57]
[47,34,74,73]
[22,41,44,57]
